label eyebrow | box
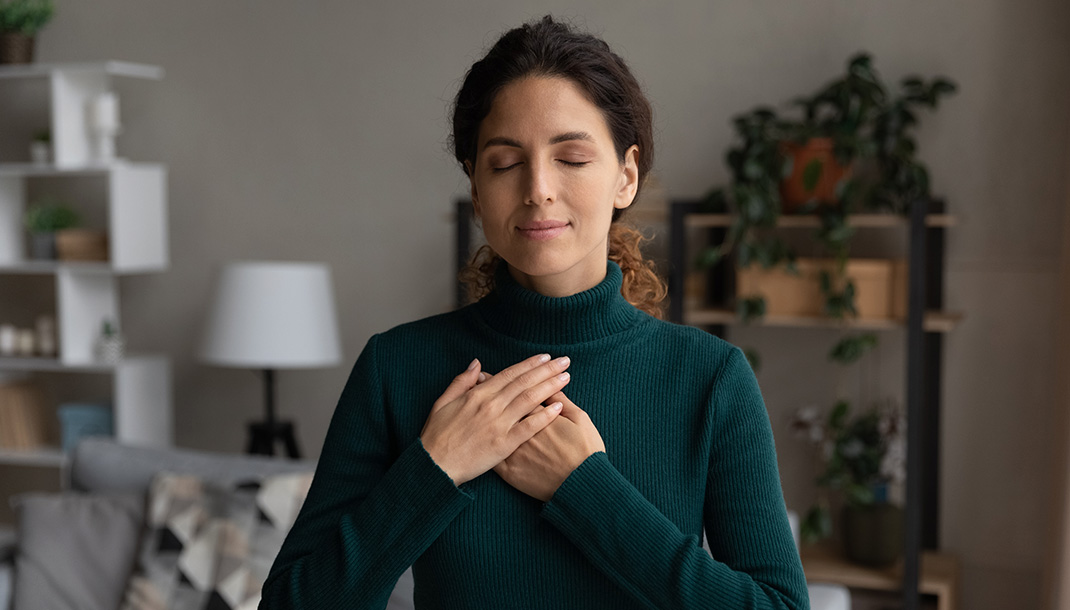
[482,131,595,150]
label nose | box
[524,158,555,206]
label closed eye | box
[490,160,588,172]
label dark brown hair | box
[451,15,666,317]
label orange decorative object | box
[779,137,851,213]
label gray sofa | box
[0,438,846,610]
[0,438,414,610]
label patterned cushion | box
[119,471,313,610]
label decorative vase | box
[0,324,17,356]
[35,315,56,358]
[94,319,124,364]
[30,141,50,164]
[842,502,904,567]
[29,232,56,260]
[14,328,35,357]
[778,137,851,213]
[0,32,34,64]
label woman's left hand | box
[480,372,605,502]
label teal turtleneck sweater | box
[260,261,809,610]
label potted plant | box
[0,0,53,64]
[792,396,906,566]
[23,197,78,259]
[696,52,955,355]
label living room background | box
[0,1,1067,609]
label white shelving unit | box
[0,61,171,471]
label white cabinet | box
[0,61,171,470]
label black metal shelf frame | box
[668,199,948,610]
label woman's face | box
[468,76,639,297]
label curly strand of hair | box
[608,222,667,319]
[458,244,501,305]
[457,223,667,318]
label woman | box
[261,16,809,610]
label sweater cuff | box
[541,451,624,526]
[384,438,476,510]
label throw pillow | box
[10,491,144,610]
[119,471,312,610]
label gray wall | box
[26,1,1070,608]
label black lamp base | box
[247,420,301,459]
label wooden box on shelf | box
[801,541,959,610]
[735,258,908,320]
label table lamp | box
[199,261,341,458]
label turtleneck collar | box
[472,260,647,345]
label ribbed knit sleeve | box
[259,334,475,610]
[540,347,809,610]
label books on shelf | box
[0,380,54,450]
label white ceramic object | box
[0,324,15,356]
[88,92,120,163]
[35,315,56,357]
[14,328,35,357]
[29,141,50,164]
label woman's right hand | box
[420,354,572,486]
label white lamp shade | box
[199,261,342,368]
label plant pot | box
[841,502,904,567]
[778,137,851,213]
[55,228,109,262]
[29,232,56,260]
[0,32,35,64]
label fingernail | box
[478,372,487,382]
[549,402,562,411]
[467,358,479,371]
[557,372,570,382]
[554,356,570,368]
[538,354,551,363]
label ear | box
[613,145,640,210]
[465,160,481,218]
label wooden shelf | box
[801,542,959,610]
[682,308,964,332]
[684,213,957,229]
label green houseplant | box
[0,0,54,64]
[698,52,956,322]
[24,198,79,259]
[791,397,906,566]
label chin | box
[502,254,573,279]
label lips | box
[518,220,569,230]
[517,220,569,241]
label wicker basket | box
[56,228,109,262]
[0,33,34,64]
